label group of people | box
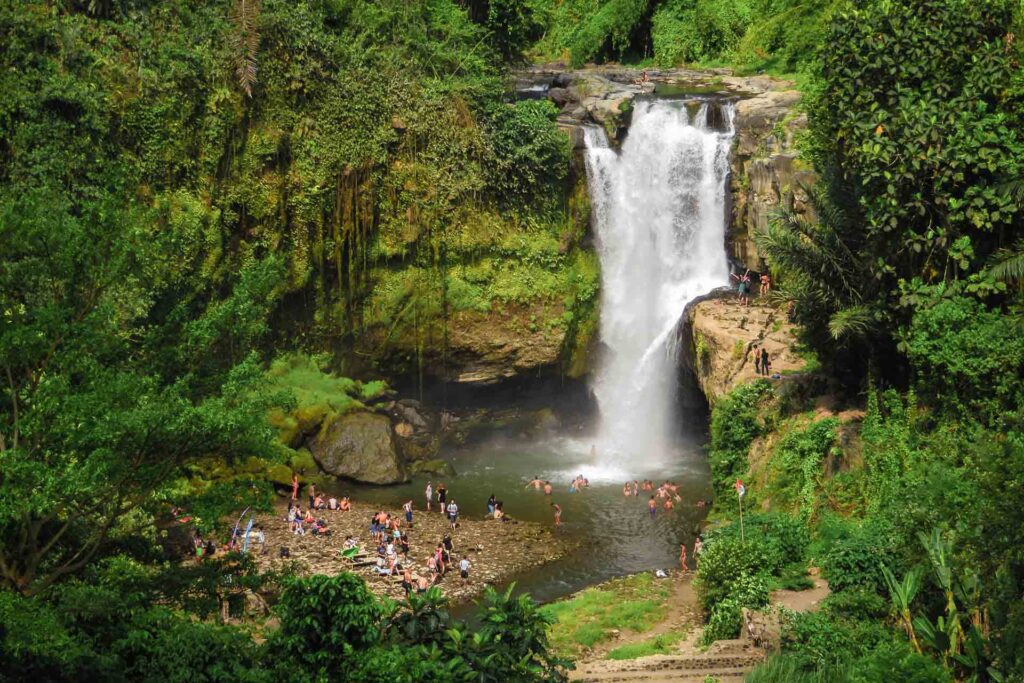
[679,536,704,571]
[423,481,462,529]
[751,343,773,377]
[730,269,772,307]
[192,525,266,559]
[287,500,331,536]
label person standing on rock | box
[437,483,447,513]
[679,543,688,571]
[760,348,770,377]
[753,344,761,374]
[425,481,433,512]
[447,499,459,529]
[404,500,414,528]
[459,555,472,584]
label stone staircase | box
[572,637,765,683]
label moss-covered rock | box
[308,411,408,485]
[409,459,455,477]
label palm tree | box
[755,185,876,345]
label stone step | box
[601,653,763,671]
[575,664,752,682]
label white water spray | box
[584,99,734,459]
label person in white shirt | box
[459,556,471,583]
[446,500,459,529]
[425,481,433,512]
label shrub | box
[821,589,889,622]
[703,513,810,577]
[903,296,1024,427]
[820,520,902,595]
[708,380,773,498]
[782,611,890,671]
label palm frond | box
[987,238,1024,283]
[828,305,874,341]
[229,0,261,97]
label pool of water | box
[321,432,712,607]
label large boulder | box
[308,411,408,484]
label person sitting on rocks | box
[339,496,351,512]
[313,494,325,510]
[487,494,496,516]
[493,502,505,522]
[304,509,315,525]
[327,497,339,510]
[377,541,388,558]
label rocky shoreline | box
[250,500,576,604]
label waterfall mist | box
[584,98,734,461]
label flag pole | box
[735,479,746,542]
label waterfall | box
[584,99,734,459]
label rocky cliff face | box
[730,91,816,271]
[678,290,805,406]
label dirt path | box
[770,571,830,613]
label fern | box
[229,0,261,97]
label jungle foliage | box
[529,0,838,72]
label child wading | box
[551,502,561,527]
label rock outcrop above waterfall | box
[516,67,815,271]
[730,92,816,271]
[679,291,806,405]
[308,411,409,484]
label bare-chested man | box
[543,481,553,495]
[526,475,543,490]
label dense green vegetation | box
[529,0,839,73]
[3,0,1024,680]
[700,4,1024,680]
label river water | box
[323,433,712,605]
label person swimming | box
[543,481,552,495]
[623,482,631,497]
[526,476,543,490]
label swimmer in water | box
[664,498,674,511]
[526,476,543,490]
[632,480,639,497]
[543,481,553,495]
[623,482,631,497]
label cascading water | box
[584,98,735,460]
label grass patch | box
[540,573,672,660]
[605,629,689,660]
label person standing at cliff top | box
[425,481,433,512]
